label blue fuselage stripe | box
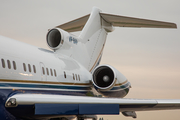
[0,82,90,90]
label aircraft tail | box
[78,7,112,72]
[57,7,113,72]
[56,7,176,72]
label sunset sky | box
[0,0,180,120]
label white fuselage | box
[0,35,92,94]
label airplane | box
[0,7,179,120]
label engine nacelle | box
[92,65,130,98]
[46,28,78,51]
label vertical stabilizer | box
[49,7,111,72]
[78,7,111,71]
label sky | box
[0,0,180,120]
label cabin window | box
[64,71,66,78]
[54,69,57,77]
[73,73,75,80]
[50,69,53,76]
[78,75,80,81]
[42,67,45,75]
[7,60,11,69]
[46,68,49,75]
[23,63,26,71]
[1,59,5,68]
[13,61,16,70]
[33,65,36,73]
[28,64,31,72]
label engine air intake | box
[47,29,61,48]
[93,66,114,88]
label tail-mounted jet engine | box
[46,28,78,51]
[46,28,64,50]
[92,65,129,98]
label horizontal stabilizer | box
[56,13,177,32]
[56,14,90,32]
[101,13,177,28]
